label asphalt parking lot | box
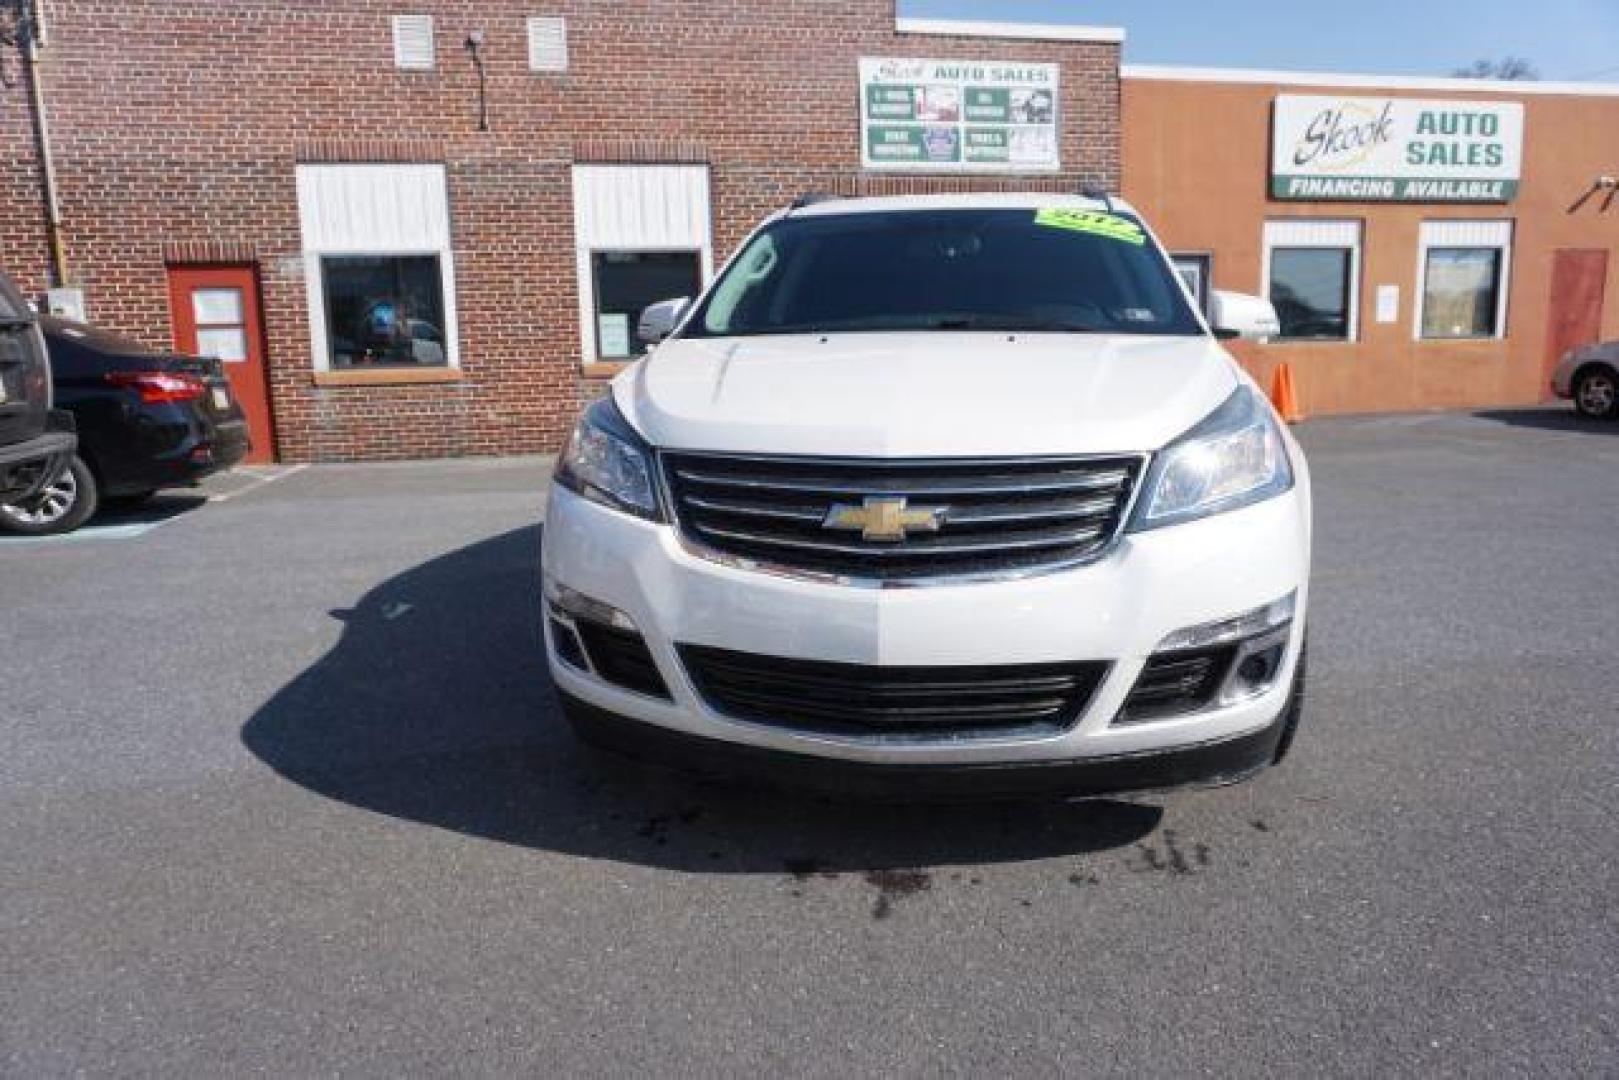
[3,408,1616,1075]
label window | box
[1263,220,1361,341]
[527,17,568,72]
[689,209,1202,339]
[591,252,702,359]
[1171,253,1212,314]
[572,165,712,363]
[392,14,435,70]
[296,164,458,371]
[191,288,249,362]
[321,256,447,368]
[1417,221,1511,340]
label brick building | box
[3,3,1618,463]
[0,2,1122,461]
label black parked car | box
[0,316,249,535]
[0,272,76,505]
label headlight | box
[1131,386,1293,530]
[554,396,663,520]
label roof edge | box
[1121,63,1619,98]
[895,17,1125,45]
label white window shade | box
[392,15,435,70]
[1419,220,1512,248]
[528,17,568,72]
[1263,219,1360,248]
[296,164,450,253]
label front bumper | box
[541,478,1311,783]
[562,689,1291,800]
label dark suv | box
[0,271,75,502]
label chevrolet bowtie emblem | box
[823,496,947,542]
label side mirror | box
[1210,290,1280,342]
[637,297,692,346]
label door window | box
[191,287,249,362]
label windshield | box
[686,207,1204,339]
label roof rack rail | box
[789,192,841,211]
[1080,185,1116,213]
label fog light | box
[1116,594,1297,725]
[544,575,638,631]
[1154,592,1295,653]
[1239,653,1275,683]
[543,576,672,700]
[1222,629,1290,704]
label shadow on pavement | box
[241,526,1161,873]
[1475,407,1619,435]
[97,492,212,525]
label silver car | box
[1552,342,1619,420]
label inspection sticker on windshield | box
[1033,208,1145,245]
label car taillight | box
[106,371,207,403]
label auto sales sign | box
[1272,95,1524,202]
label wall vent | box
[527,17,568,72]
[392,14,436,70]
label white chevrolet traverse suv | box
[542,193,1311,798]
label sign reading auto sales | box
[860,57,1060,172]
[1271,94,1524,202]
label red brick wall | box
[0,1,1121,461]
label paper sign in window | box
[192,288,244,326]
[597,314,631,359]
[196,327,248,362]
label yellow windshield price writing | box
[1033,208,1145,245]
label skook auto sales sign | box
[1272,94,1524,202]
[860,57,1060,171]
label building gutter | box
[20,0,67,286]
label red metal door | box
[167,265,275,463]
[1544,250,1608,398]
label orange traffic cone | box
[1269,362,1305,425]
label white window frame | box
[1414,220,1513,342]
[571,165,713,364]
[295,164,460,373]
[1170,251,1213,314]
[1262,219,1362,343]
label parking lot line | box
[207,463,309,503]
[0,521,168,545]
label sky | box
[901,0,1619,83]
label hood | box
[617,332,1240,457]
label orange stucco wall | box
[1123,76,1619,415]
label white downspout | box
[22,0,68,287]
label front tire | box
[1574,366,1618,420]
[0,454,99,536]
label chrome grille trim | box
[671,465,1132,497]
[660,450,1149,586]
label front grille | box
[1116,644,1237,724]
[679,643,1110,740]
[661,451,1143,582]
